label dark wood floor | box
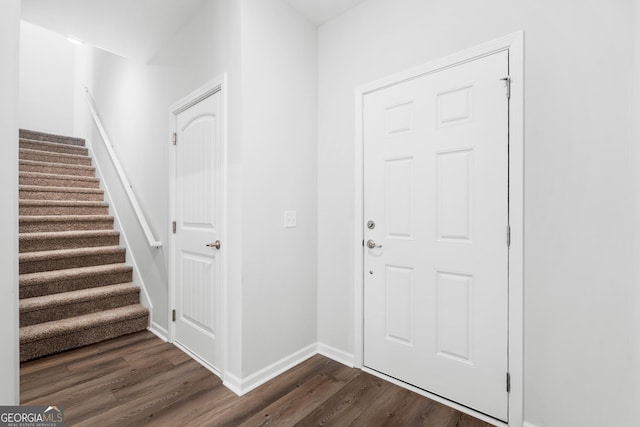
[21,331,493,426]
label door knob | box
[206,240,221,250]
[366,239,382,249]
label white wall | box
[240,0,318,377]
[77,47,174,336]
[19,21,75,136]
[75,0,318,383]
[317,1,637,426]
[75,0,243,374]
[0,0,21,406]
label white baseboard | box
[317,342,355,367]
[222,372,243,396]
[224,343,317,396]
[221,343,352,397]
[152,336,527,427]
[149,322,168,342]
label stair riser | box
[20,315,148,362]
[19,175,100,189]
[20,234,120,253]
[19,190,104,202]
[20,219,114,233]
[20,130,85,147]
[20,270,133,299]
[20,252,126,274]
[20,291,140,326]
[20,140,88,156]
[20,205,109,216]
[20,162,95,177]
[20,150,92,167]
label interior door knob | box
[366,239,382,249]
[206,240,221,250]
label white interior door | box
[174,91,223,372]
[363,51,509,420]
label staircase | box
[18,129,149,362]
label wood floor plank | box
[295,371,393,425]
[26,357,176,414]
[186,356,331,427]
[66,334,165,372]
[456,412,495,427]
[21,356,129,404]
[111,358,207,402]
[315,358,360,384]
[143,382,235,426]
[75,363,215,426]
[57,392,118,422]
[238,374,344,427]
[404,398,463,427]
[20,331,492,427]
[20,362,71,394]
[349,385,426,426]
[166,345,193,365]
[120,339,178,366]
[19,331,155,376]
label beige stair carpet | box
[18,129,149,362]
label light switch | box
[284,211,297,228]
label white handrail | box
[84,88,162,248]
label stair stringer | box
[83,137,167,341]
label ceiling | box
[21,0,368,62]
[285,0,368,25]
[21,0,209,62]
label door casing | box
[168,75,229,378]
[353,32,524,427]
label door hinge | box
[172,132,177,145]
[501,76,511,100]
[172,221,177,234]
[172,309,176,322]
[362,240,365,247]
[507,224,511,247]
[506,372,511,393]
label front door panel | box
[363,51,509,420]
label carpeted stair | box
[18,129,149,362]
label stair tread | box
[20,304,148,343]
[20,171,99,182]
[20,185,103,194]
[20,129,85,146]
[20,214,113,222]
[20,159,94,171]
[20,283,138,312]
[20,246,124,263]
[20,263,133,285]
[20,230,119,240]
[20,147,90,161]
[20,138,88,154]
[20,230,121,253]
[20,200,107,207]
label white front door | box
[363,51,509,420]
[174,91,223,372]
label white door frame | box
[353,33,524,427]
[168,74,229,377]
